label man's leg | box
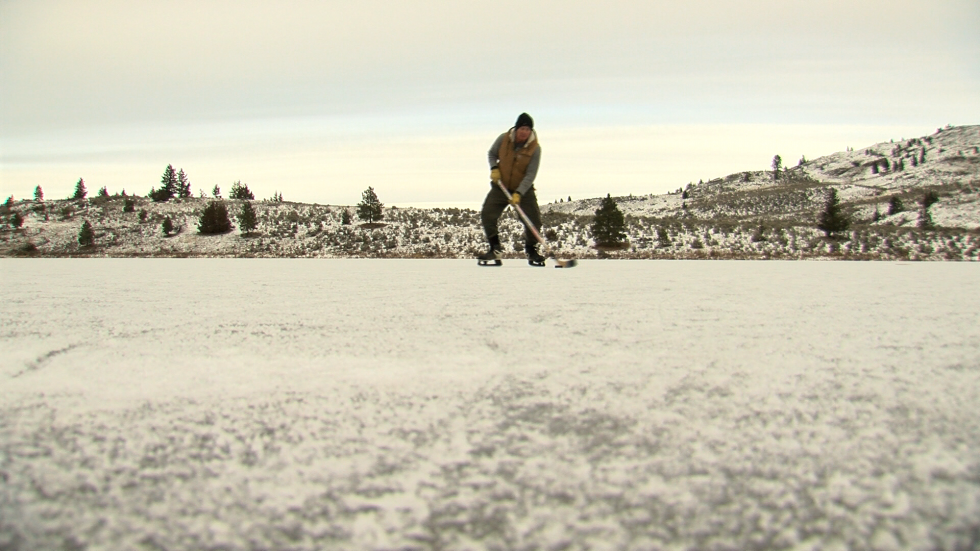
[481,185,510,248]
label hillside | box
[2,125,978,261]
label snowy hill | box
[2,125,978,261]
[544,124,980,229]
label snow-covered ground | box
[2,259,979,550]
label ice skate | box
[526,245,546,267]
[477,236,503,266]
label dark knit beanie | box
[515,112,534,130]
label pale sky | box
[2,0,978,209]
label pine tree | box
[590,194,627,246]
[161,165,178,198]
[237,201,258,235]
[772,155,782,182]
[917,190,939,229]
[229,181,255,200]
[357,186,384,222]
[72,178,87,200]
[161,217,174,236]
[816,188,850,238]
[197,201,232,234]
[177,169,192,198]
[98,186,109,198]
[34,186,43,202]
[78,220,94,246]
[341,209,352,225]
[887,196,904,215]
[123,199,136,212]
[9,212,24,229]
[212,185,221,198]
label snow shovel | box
[495,180,577,268]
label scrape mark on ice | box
[10,343,83,379]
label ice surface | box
[2,259,979,550]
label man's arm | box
[488,133,505,168]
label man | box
[478,112,545,266]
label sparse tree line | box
[4,185,976,260]
[3,152,977,259]
[3,165,398,251]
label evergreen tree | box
[161,164,178,198]
[123,199,136,212]
[341,209,352,225]
[816,188,850,237]
[9,212,24,229]
[212,184,221,198]
[590,194,627,246]
[229,181,255,200]
[72,178,87,200]
[149,187,171,202]
[177,169,192,198]
[917,208,934,229]
[772,155,782,182]
[357,186,384,222]
[78,220,94,246]
[917,190,940,229]
[34,186,43,202]
[98,186,109,198]
[657,226,671,248]
[161,217,174,236]
[237,201,258,235]
[887,196,904,215]
[197,201,232,234]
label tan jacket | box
[495,130,540,192]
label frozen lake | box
[2,259,979,550]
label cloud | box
[3,0,977,132]
[1,1,976,204]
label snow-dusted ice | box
[2,259,979,550]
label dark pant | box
[481,185,542,250]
